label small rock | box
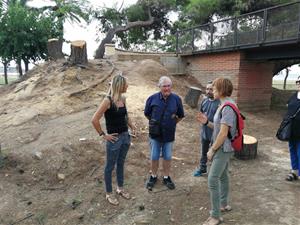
[62,145,73,152]
[133,215,151,224]
[34,152,42,160]
[168,210,172,215]
[200,207,204,211]
[57,173,65,180]
[87,208,94,215]
[79,138,87,142]
[170,217,175,222]
[71,199,82,209]
[138,205,145,211]
[78,213,85,220]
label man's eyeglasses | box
[162,84,171,88]
[296,80,300,85]
[206,88,213,90]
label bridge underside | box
[182,51,279,111]
[244,43,300,60]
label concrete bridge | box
[176,1,300,110]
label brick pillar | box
[238,55,274,110]
[182,51,274,110]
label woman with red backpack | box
[197,77,238,225]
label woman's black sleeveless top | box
[104,96,128,134]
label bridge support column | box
[183,51,274,111]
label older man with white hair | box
[144,76,184,190]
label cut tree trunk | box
[234,135,258,160]
[47,38,64,60]
[69,40,88,66]
[184,86,202,108]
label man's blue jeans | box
[199,138,210,171]
[104,132,131,193]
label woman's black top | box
[104,96,128,134]
[287,92,300,140]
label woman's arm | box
[127,115,137,136]
[92,98,119,143]
[91,98,110,135]
[207,124,229,160]
[210,124,229,151]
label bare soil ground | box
[0,58,299,225]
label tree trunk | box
[16,60,23,77]
[94,9,154,59]
[283,68,289,90]
[184,86,202,108]
[234,135,258,160]
[3,61,8,85]
[24,60,29,73]
[69,40,88,65]
[47,38,64,60]
[95,29,116,59]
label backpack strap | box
[220,102,240,140]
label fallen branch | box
[90,165,100,177]
[9,213,34,225]
[40,186,66,191]
[69,62,115,97]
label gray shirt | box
[200,97,220,141]
[212,99,237,153]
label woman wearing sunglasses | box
[284,76,300,182]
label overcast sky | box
[28,0,138,58]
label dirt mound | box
[132,59,168,78]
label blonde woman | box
[92,73,136,205]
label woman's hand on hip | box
[104,133,119,143]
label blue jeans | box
[199,138,210,170]
[149,138,173,160]
[288,140,300,176]
[104,132,131,193]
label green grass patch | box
[272,80,298,90]
[0,75,18,85]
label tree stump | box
[184,86,202,108]
[69,40,88,65]
[234,135,258,160]
[47,38,64,60]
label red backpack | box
[220,102,245,152]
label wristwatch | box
[99,131,106,136]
